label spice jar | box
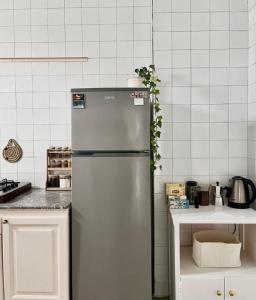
[61,160,69,168]
[68,159,72,168]
[48,175,59,187]
[56,160,62,168]
[50,159,57,168]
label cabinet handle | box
[229,290,235,297]
[2,219,8,224]
[216,290,222,296]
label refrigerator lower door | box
[72,153,152,300]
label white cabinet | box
[181,278,224,300]
[0,220,4,300]
[169,207,256,300]
[225,277,256,300]
[2,210,69,300]
[181,276,256,300]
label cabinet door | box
[225,277,256,300]
[0,219,4,300]
[181,278,224,300]
[2,213,69,300]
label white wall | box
[248,0,256,181]
[0,0,252,297]
[153,0,248,295]
[0,0,152,187]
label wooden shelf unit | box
[46,187,72,191]
[46,148,72,191]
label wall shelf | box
[46,187,72,191]
[46,148,72,191]
[0,57,88,62]
[48,168,72,171]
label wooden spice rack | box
[46,148,72,191]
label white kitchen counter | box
[169,205,256,300]
[170,205,256,225]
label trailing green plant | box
[135,65,162,171]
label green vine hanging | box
[135,65,162,171]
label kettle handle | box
[243,178,256,204]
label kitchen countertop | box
[169,205,256,225]
[0,188,71,209]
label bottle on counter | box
[215,181,223,207]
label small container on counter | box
[186,181,200,206]
[47,175,60,188]
[59,175,71,189]
[198,190,210,206]
[168,195,189,209]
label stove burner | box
[0,179,19,193]
[0,179,31,203]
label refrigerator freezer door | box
[72,154,152,300]
[72,90,150,151]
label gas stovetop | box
[0,179,32,203]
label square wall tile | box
[210,105,228,122]
[229,104,247,122]
[172,87,190,104]
[210,123,228,140]
[172,32,190,49]
[173,158,191,176]
[210,141,229,158]
[230,12,248,31]
[172,50,190,68]
[191,87,210,104]
[192,158,210,176]
[210,31,229,49]
[210,0,229,11]
[191,141,210,158]
[229,123,247,140]
[210,158,228,176]
[191,105,210,122]
[191,123,209,140]
[154,0,172,12]
[172,13,190,31]
[172,105,191,122]
[211,12,229,30]
[191,13,209,31]
[173,123,191,140]
[230,0,248,11]
[210,87,229,104]
[172,0,190,12]
[154,13,171,31]
[173,141,191,158]
[191,0,209,12]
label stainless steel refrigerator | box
[71,88,152,300]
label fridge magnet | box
[72,93,86,109]
[3,139,23,163]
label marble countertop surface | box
[0,188,71,209]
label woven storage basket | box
[192,230,241,268]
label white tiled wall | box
[0,0,253,297]
[153,0,248,295]
[248,0,256,181]
[0,0,152,187]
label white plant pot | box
[127,77,144,88]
